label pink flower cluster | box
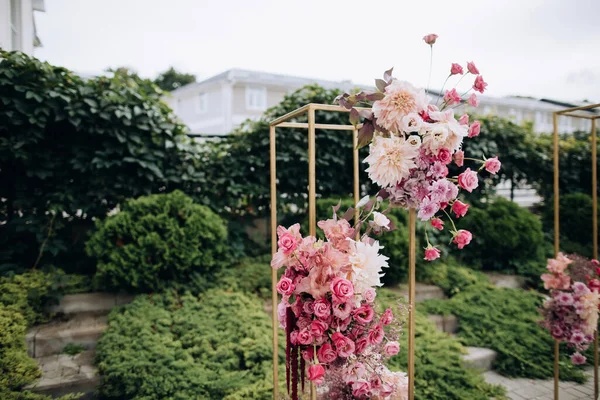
[336,34,500,262]
[539,253,600,365]
[272,217,408,399]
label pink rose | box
[450,63,463,75]
[484,157,501,174]
[467,61,479,75]
[368,324,385,345]
[332,332,356,358]
[317,343,337,364]
[431,218,444,231]
[303,300,314,315]
[313,298,331,319]
[453,229,473,249]
[354,335,369,354]
[589,279,600,293]
[444,88,462,105]
[468,93,479,107]
[276,276,295,296]
[473,75,488,93]
[307,363,326,384]
[277,232,298,255]
[310,319,328,338]
[384,341,400,356]
[468,121,481,138]
[381,308,393,325]
[423,33,438,45]
[331,277,354,303]
[452,200,469,218]
[301,347,314,361]
[437,148,452,164]
[352,380,371,397]
[353,305,375,324]
[363,288,376,303]
[458,168,479,192]
[424,247,441,261]
[290,330,299,345]
[454,150,464,167]
[297,327,313,345]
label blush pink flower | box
[276,224,302,255]
[368,324,385,345]
[450,63,464,75]
[571,352,587,365]
[353,305,375,324]
[453,230,473,249]
[444,88,462,105]
[373,80,429,133]
[384,341,400,356]
[454,150,464,167]
[459,114,469,126]
[297,327,313,345]
[313,298,331,319]
[484,157,501,174]
[332,332,356,358]
[310,319,328,338]
[354,335,370,354]
[317,343,337,364]
[424,246,441,261]
[317,218,355,245]
[381,308,393,325]
[331,277,354,303]
[276,276,295,296]
[352,380,371,397]
[365,135,419,188]
[333,299,353,320]
[431,218,444,230]
[467,61,479,75]
[423,33,438,45]
[417,196,440,221]
[437,148,452,164]
[308,363,326,384]
[452,200,469,218]
[473,75,488,93]
[363,288,376,303]
[458,168,479,192]
[468,93,479,107]
[468,121,481,138]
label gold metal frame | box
[552,103,600,400]
[269,103,417,400]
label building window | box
[246,86,267,110]
[10,0,22,51]
[196,93,208,114]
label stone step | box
[484,273,525,289]
[395,283,447,302]
[427,314,459,334]
[26,314,108,358]
[48,292,134,316]
[463,346,497,371]
[25,350,99,399]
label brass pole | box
[408,208,416,400]
[353,129,360,240]
[592,118,598,400]
[307,105,317,400]
[269,125,279,400]
[553,112,560,400]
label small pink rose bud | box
[458,168,479,192]
[459,114,469,126]
[450,63,464,75]
[453,229,473,249]
[468,121,481,138]
[431,218,444,231]
[473,75,488,93]
[424,246,441,261]
[454,150,464,167]
[451,200,470,218]
[467,61,479,75]
[484,156,502,174]
[423,33,438,45]
[467,93,479,107]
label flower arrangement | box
[271,33,495,399]
[539,253,600,365]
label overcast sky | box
[34,0,600,102]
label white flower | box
[348,239,389,293]
[421,123,448,151]
[372,212,390,228]
[356,195,370,208]
[364,135,419,188]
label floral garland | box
[539,253,600,365]
[271,33,495,399]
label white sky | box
[33,0,600,102]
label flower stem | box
[442,208,458,232]
[426,46,433,94]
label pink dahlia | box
[364,135,419,188]
[373,80,428,133]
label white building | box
[0,0,45,54]
[164,68,358,136]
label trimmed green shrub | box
[377,289,506,400]
[421,286,587,382]
[453,197,546,277]
[215,255,276,299]
[420,261,491,297]
[87,190,228,292]
[95,289,284,400]
[0,307,40,389]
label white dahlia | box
[364,135,419,188]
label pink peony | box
[444,88,462,105]
[354,305,375,324]
[450,63,464,75]
[467,61,479,75]
[317,343,337,364]
[484,157,501,174]
[363,288,376,303]
[307,363,326,384]
[276,276,295,296]
[381,308,394,325]
[373,80,429,133]
[385,341,400,356]
[352,380,371,397]
[431,218,444,230]
[571,352,587,365]
[452,200,469,218]
[453,230,473,249]
[331,277,354,303]
[468,93,479,107]
[468,121,481,138]
[424,246,441,261]
[473,75,488,93]
[454,150,465,167]
[368,324,385,345]
[313,298,331,319]
[459,114,469,126]
[458,168,479,192]
[423,33,438,45]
